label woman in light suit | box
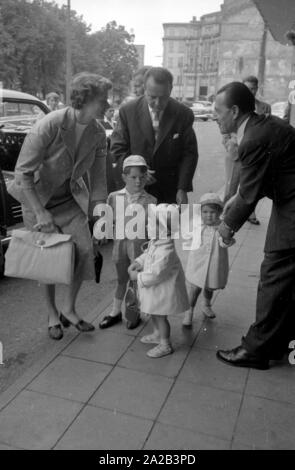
[9,72,112,339]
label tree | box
[0,3,139,101]
[86,21,139,101]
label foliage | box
[0,1,138,101]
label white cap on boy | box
[123,155,148,170]
[200,192,223,208]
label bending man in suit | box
[215,81,295,370]
[111,67,198,204]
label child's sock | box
[110,298,122,317]
[182,308,193,327]
[160,338,171,347]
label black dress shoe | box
[59,312,71,328]
[216,345,269,370]
[99,312,122,329]
[48,324,63,340]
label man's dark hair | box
[144,67,173,86]
[134,66,151,79]
[70,72,112,110]
[216,82,255,113]
[242,75,258,86]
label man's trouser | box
[242,248,295,358]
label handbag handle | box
[37,224,63,234]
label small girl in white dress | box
[128,204,189,358]
[183,193,235,327]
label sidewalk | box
[0,198,294,450]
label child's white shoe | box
[201,304,216,319]
[182,311,193,328]
[140,332,161,344]
[146,343,173,358]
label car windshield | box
[0,100,45,130]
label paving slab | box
[158,381,242,441]
[245,363,295,405]
[179,348,248,393]
[193,323,245,352]
[55,405,153,450]
[118,337,190,379]
[89,366,173,419]
[28,356,112,403]
[234,395,295,450]
[144,423,231,450]
[62,330,134,365]
[0,390,82,449]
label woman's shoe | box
[99,312,122,329]
[48,324,63,340]
[59,312,71,328]
[74,320,95,332]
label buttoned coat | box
[135,239,189,316]
[110,96,198,202]
[224,113,295,252]
[8,107,107,215]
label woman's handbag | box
[4,228,75,285]
[124,280,141,329]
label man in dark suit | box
[243,75,271,115]
[111,67,198,204]
[215,81,295,370]
[242,75,271,225]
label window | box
[168,57,174,69]
[168,41,174,52]
[178,41,185,53]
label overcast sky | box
[54,0,222,65]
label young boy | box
[99,155,156,329]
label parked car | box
[271,101,288,119]
[0,89,49,276]
[191,100,214,121]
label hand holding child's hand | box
[128,262,142,276]
[218,236,236,248]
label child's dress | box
[135,238,189,316]
[185,224,229,290]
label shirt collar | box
[148,105,163,120]
[236,116,250,145]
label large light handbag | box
[4,228,75,285]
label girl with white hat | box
[128,203,189,358]
[183,192,235,327]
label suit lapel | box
[153,99,177,155]
[137,98,155,146]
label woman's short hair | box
[216,82,255,113]
[144,67,173,87]
[46,92,59,103]
[70,72,112,109]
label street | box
[0,121,226,395]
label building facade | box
[163,0,294,103]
